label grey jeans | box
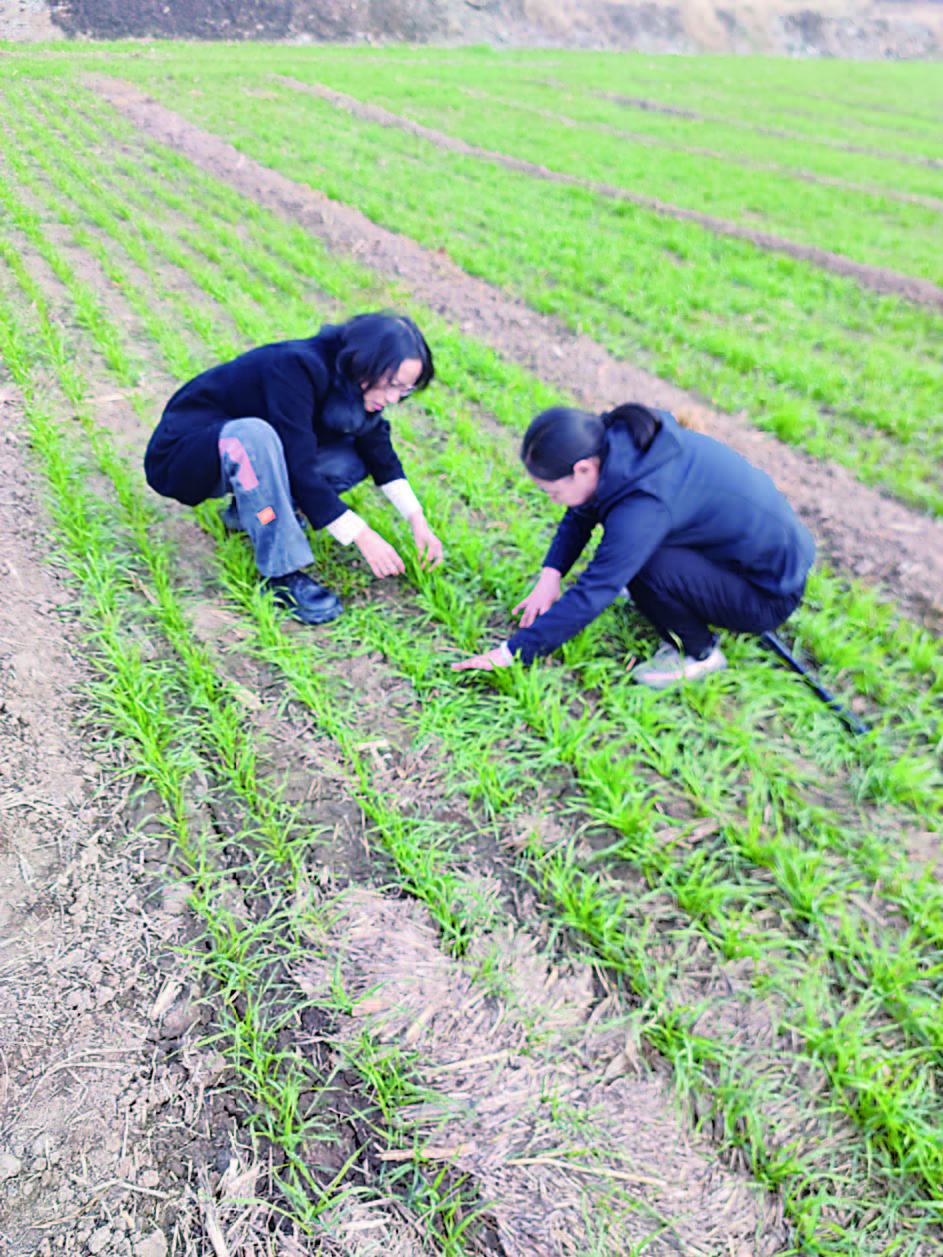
[215,418,365,577]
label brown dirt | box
[0,385,197,1257]
[86,75,943,626]
[280,76,943,310]
[295,886,783,1256]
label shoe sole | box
[633,661,727,689]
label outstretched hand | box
[512,567,562,628]
[354,527,406,577]
[410,512,444,569]
[451,645,513,673]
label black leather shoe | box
[263,571,343,625]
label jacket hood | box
[594,408,682,507]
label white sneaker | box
[632,642,727,690]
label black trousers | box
[628,546,804,659]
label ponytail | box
[600,403,662,453]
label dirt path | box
[599,91,943,168]
[454,83,943,212]
[0,386,201,1257]
[86,76,943,624]
[278,77,943,311]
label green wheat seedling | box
[15,76,374,309]
[276,50,943,191]
[20,68,943,1025]
[24,76,943,754]
[436,72,943,205]
[14,81,943,1060]
[272,63,943,284]
[11,78,943,1246]
[104,62,943,513]
[0,281,463,1241]
[5,88,295,344]
[330,1029,494,1253]
[524,51,943,163]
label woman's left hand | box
[452,645,512,672]
[410,512,444,569]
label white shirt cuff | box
[496,642,514,667]
[325,510,367,545]
[380,478,422,519]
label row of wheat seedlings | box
[0,188,773,1257]
[1,78,943,1246]
[34,72,943,740]
[81,56,943,516]
[0,235,523,1254]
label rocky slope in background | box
[0,0,940,56]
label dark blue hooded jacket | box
[507,410,815,664]
[144,325,405,530]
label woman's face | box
[362,357,423,413]
[529,457,600,507]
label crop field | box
[0,40,942,1257]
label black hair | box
[521,402,662,481]
[334,312,434,392]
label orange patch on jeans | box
[257,506,276,525]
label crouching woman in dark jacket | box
[144,312,442,624]
[454,403,815,688]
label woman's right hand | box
[512,568,562,628]
[354,527,406,577]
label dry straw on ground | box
[295,887,782,1255]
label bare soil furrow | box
[0,387,227,1257]
[598,90,943,169]
[296,886,783,1256]
[85,75,943,626]
[279,76,943,312]
[454,83,943,212]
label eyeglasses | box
[384,375,417,400]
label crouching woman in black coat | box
[454,404,815,687]
[144,312,442,624]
